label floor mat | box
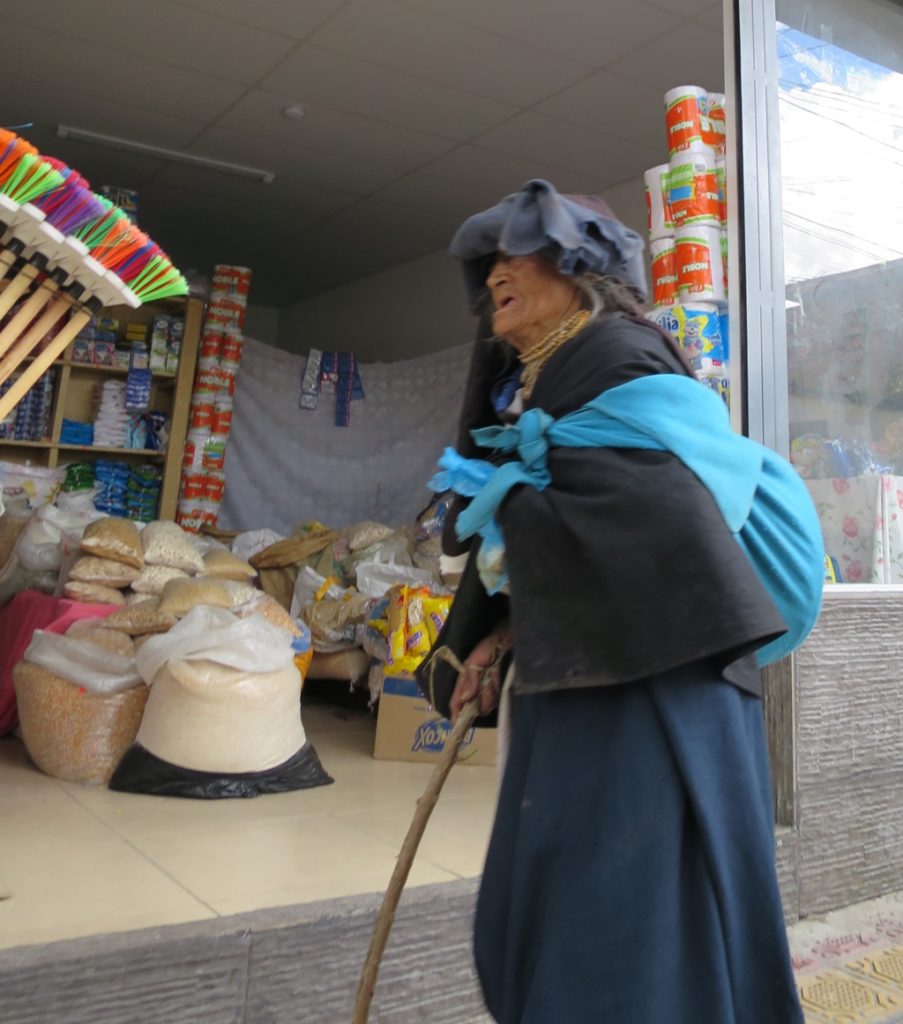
[791,896,903,1023]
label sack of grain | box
[131,564,189,596]
[141,520,205,574]
[81,517,144,569]
[203,548,256,581]
[100,598,177,636]
[14,662,148,784]
[66,622,135,657]
[111,607,332,798]
[158,576,233,618]
[343,520,395,552]
[235,592,303,637]
[23,629,142,694]
[220,578,260,610]
[69,555,140,588]
[63,581,128,606]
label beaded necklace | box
[519,308,591,399]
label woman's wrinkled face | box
[486,253,580,352]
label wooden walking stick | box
[352,647,490,1024]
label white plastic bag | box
[23,630,142,694]
[231,529,285,564]
[355,561,436,599]
[56,487,100,515]
[0,462,65,511]
[18,505,102,572]
[135,605,295,685]
[290,565,352,618]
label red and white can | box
[181,472,206,501]
[204,472,226,503]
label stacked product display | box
[177,265,250,533]
[645,85,730,406]
[0,369,55,441]
[3,515,331,798]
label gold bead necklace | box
[519,309,591,399]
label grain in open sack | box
[100,597,177,636]
[14,661,148,785]
[69,555,140,588]
[80,517,144,569]
[132,563,189,595]
[140,520,205,574]
[203,548,256,581]
[158,576,232,618]
[63,581,127,606]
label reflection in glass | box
[778,0,903,582]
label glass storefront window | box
[776,0,903,583]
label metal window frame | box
[730,0,790,454]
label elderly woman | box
[424,181,808,1023]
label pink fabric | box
[0,590,120,736]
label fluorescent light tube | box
[56,125,276,184]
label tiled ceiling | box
[0,0,724,306]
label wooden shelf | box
[64,361,177,380]
[56,444,166,460]
[0,438,165,459]
[22,355,177,380]
[1,296,201,512]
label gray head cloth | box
[449,178,647,309]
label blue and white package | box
[674,303,724,369]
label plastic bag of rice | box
[158,576,233,619]
[100,597,177,636]
[132,564,189,595]
[66,621,136,657]
[203,548,257,581]
[344,520,395,553]
[141,520,205,574]
[236,592,303,637]
[63,581,127,606]
[126,591,159,607]
[69,555,140,588]
[80,517,144,569]
[14,661,149,785]
[221,578,260,609]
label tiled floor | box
[0,696,499,950]
[7,698,903,1024]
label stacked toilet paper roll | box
[664,85,707,155]
[650,237,678,307]
[675,225,725,304]
[644,164,673,240]
[665,86,726,157]
[669,148,720,229]
[701,93,727,153]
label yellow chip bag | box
[421,594,453,644]
[387,586,409,668]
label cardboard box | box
[374,675,497,766]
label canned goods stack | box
[177,265,251,532]
[644,86,730,408]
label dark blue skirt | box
[474,662,804,1024]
